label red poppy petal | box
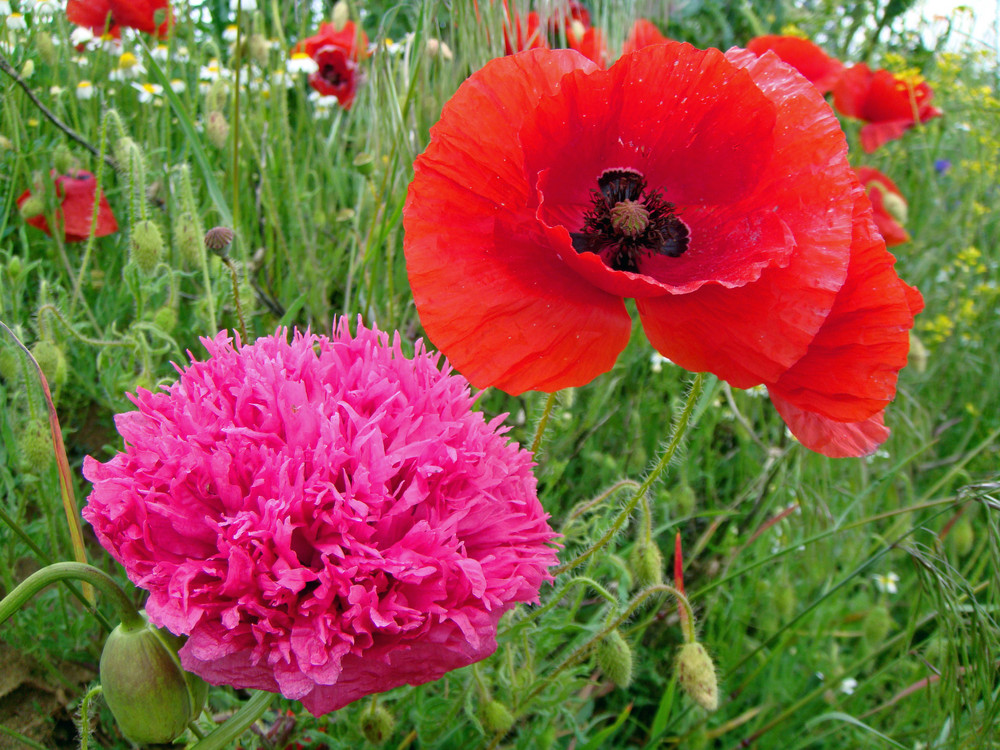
[746,36,844,93]
[67,0,114,32]
[859,120,911,152]
[767,192,922,422]
[57,173,118,241]
[769,392,890,457]
[622,18,668,54]
[635,48,857,387]
[107,0,170,35]
[832,63,872,119]
[406,49,630,394]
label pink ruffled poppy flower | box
[745,35,844,93]
[833,63,943,152]
[404,43,923,457]
[83,321,557,714]
[17,170,118,243]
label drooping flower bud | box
[359,704,395,745]
[596,628,634,688]
[480,698,515,734]
[31,339,67,390]
[206,111,230,149]
[331,0,349,31]
[204,226,235,257]
[675,641,718,711]
[100,615,207,745]
[629,540,664,589]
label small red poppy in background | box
[746,35,844,93]
[67,0,172,37]
[855,167,909,247]
[504,9,546,54]
[623,18,669,54]
[404,43,923,458]
[833,63,943,152]
[296,20,369,109]
[17,170,118,243]
[567,21,607,67]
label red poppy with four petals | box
[833,63,943,152]
[17,170,119,243]
[404,43,923,458]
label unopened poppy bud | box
[31,339,67,390]
[21,59,34,79]
[629,541,663,589]
[336,207,356,223]
[676,642,718,711]
[206,111,230,148]
[53,144,77,176]
[19,195,46,219]
[353,152,375,176]
[908,331,928,373]
[359,704,395,745]
[480,698,515,734]
[247,33,270,66]
[152,306,178,333]
[37,33,57,66]
[0,346,20,382]
[331,0,349,31]
[596,628,633,688]
[19,419,53,470]
[174,212,205,266]
[863,604,893,646]
[674,482,697,516]
[951,516,974,556]
[772,582,796,620]
[205,80,229,114]
[130,219,165,276]
[425,38,453,61]
[100,615,207,745]
[204,226,235,257]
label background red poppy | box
[17,170,118,243]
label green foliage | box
[1,0,999,748]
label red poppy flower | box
[855,167,909,247]
[504,10,546,54]
[17,170,118,243]
[403,43,923,457]
[623,18,669,54]
[745,35,844,93]
[833,63,943,152]
[297,21,369,109]
[67,0,171,37]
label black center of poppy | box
[570,169,689,273]
[321,64,344,86]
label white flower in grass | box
[230,0,255,10]
[31,0,61,17]
[76,80,95,99]
[309,90,341,116]
[199,59,225,81]
[49,85,64,96]
[69,25,94,47]
[169,78,186,93]
[287,51,317,75]
[96,33,122,54]
[0,1,12,15]
[873,571,900,594]
[650,352,671,373]
[151,43,169,61]
[7,12,26,29]
[222,24,238,42]
[131,81,162,103]
[839,677,858,695]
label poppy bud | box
[53,144,76,175]
[37,33,57,66]
[206,111,230,149]
[425,38,453,61]
[0,346,20,382]
[951,516,974,557]
[247,34,270,66]
[204,226,235,257]
[863,604,893,646]
[480,698,515,734]
[908,331,928,373]
[353,152,375,176]
[100,615,207,745]
[205,80,229,114]
[359,704,395,745]
[675,641,718,711]
[152,306,178,334]
[629,540,664,589]
[129,219,165,276]
[19,419,53,470]
[174,212,205,267]
[596,628,633,688]
[21,59,34,79]
[673,483,697,517]
[18,195,46,220]
[31,339,67,390]
[331,0,349,31]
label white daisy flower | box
[873,571,900,595]
[76,80,95,99]
[286,51,318,75]
[131,81,163,103]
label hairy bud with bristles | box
[675,641,718,711]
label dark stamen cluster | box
[570,168,689,273]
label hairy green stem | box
[530,392,557,455]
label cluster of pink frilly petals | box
[83,320,558,715]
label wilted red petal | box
[17,171,118,243]
[405,50,630,394]
[745,35,844,93]
[622,18,668,54]
[856,166,909,246]
[766,191,922,444]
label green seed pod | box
[19,419,53,470]
[353,152,376,177]
[31,339,68,390]
[100,615,206,745]
[596,628,633,688]
[480,699,515,735]
[629,541,664,589]
[174,212,206,267]
[129,219,165,276]
[53,144,76,175]
[359,704,395,745]
[152,305,178,334]
[675,641,719,711]
[863,604,893,647]
[950,516,974,557]
[7,254,23,280]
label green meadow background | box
[1,0,998,747]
